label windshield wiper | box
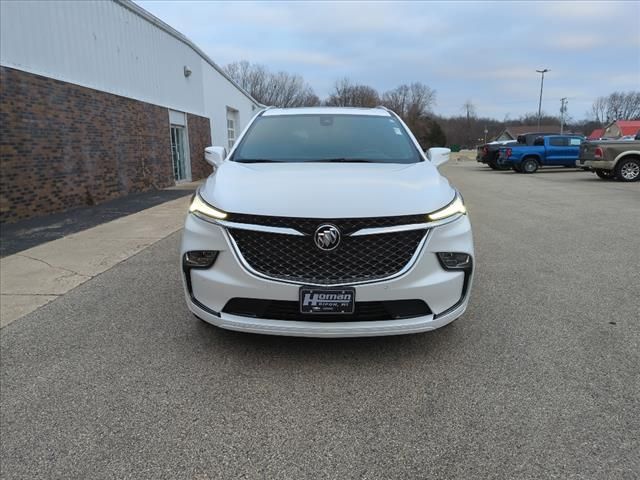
[233,158,276,163]
[306,158,376,163]
[234,158,378,163]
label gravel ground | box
[1,162,638,479]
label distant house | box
[587,128,604,140]
[602,120,640,138]
[493,125,561,141]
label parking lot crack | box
[17,253,90,278]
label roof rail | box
[376,105,403,122]
[257,105,276,116]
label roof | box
[588,128,604,140]
[116,0,261,107]
[262,107,392,117]
[504,125,562,136]
[616,120,640,136]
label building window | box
[227,108,239,149]
[171,125,188,181]
[227,118,236,149]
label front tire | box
[521,158,539,174]
[614,158,640,182]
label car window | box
[568,138,582,146]
[232,114,422,163]
[549,137,567,146]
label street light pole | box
[536,69,549,130]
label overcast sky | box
[137,1,640,120]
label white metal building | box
[0,0,260,222]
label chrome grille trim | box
[224,228,431,287]
[211,214,463,237]
[216,219,304,236]
[349,214,462,236]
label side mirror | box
[204,146,227,168]
[426,147,451,167]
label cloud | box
[204,44,345,68]
[539,1,618,18]
[547,34,605,50]
[135,0,640,119]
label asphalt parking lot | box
[1,161,639,479]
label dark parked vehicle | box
[477,132,559,170]
[498,135,584,173]
[476,140,517,170]
[578,131,640,182]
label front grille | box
[223,298,432,322]
[227,213,427,235]
[229,227,427,285]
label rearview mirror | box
[204,146,227,168]
[426,147,451,167]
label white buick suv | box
[181,107,474,337]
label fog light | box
[437,252,472,270]
[183,251,218,269]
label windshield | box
[231,114,422,163]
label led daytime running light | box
[189,194,228,220]
[428,194,467,221]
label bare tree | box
[516,111,560,126]
[591,91,640,124]
[325,78,380,107]
[382,82,436,124]
[591,96,608,125]
[462,100,476,121]
[606,91,640,121]
[224,61,319,107]
[326,78,351,107]
[436,115,505,148]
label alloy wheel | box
[620,161,639,180]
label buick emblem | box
[314,224,341,251]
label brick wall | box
[187,113,213,181]
[0,66,211,223]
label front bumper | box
[180,214,474,337]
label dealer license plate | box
[299,287,355,314]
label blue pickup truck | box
[498,135,585,173]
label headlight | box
[189,193,228,220]
[427,193,467,221]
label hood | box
[200,161,455,218]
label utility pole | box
[536,69,549,130]
[560,97,567,134]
